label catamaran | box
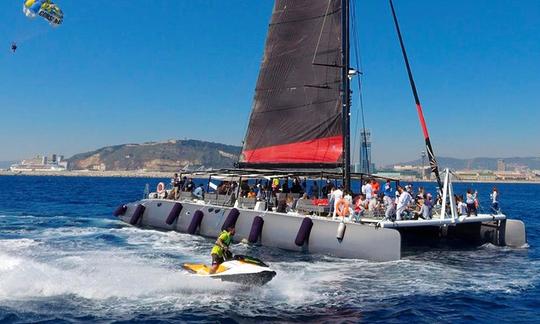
[113,0,527,262]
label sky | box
[1,0,539,166]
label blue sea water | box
[0,175,539,323]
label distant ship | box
[10,154,68,172]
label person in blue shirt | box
[192,184,204,200]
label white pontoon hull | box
[114,198,527,262]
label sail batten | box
[240,0,343,168]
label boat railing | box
[204,193,236,207]
[295,198,330,216]
[236,197,257,209]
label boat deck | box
[156,194,508,229]
[375,214,506,228]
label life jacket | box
[372,182,380,194]
[335,198,350,217]
[211,230,232,257]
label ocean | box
[0,175,539,323]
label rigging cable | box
[350,0,371,174]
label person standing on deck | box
[417,194,433,220]
[256,183,265,200]
[171,173,180,199]
[490,187,499,214]
[179,176,187,192]
[364,180,373,200]
[371,180,380,196]
[466,189,478,216]
[383,191,395,220]
[457,195,467,216]
[209,226,235,274]
[322,180,333,198]
[308,181,319,199]
[331,186,343,219]
[361,180,367,196]
[291,177,303,194]
[384,180,392,196]
[396,186,412,220]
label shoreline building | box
[497,159,506,172]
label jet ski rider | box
[209,226,236,274]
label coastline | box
[1,170,539,184]
[0,170,171,179]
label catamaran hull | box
[115,199,402,262]
[114,199,526,261]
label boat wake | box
[0,216,538,322]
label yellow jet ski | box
[183,255,276,286]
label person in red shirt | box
[371,180,380,196]
[353,194,367,222]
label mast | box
[389,0,443,189]
[341,0,351,192]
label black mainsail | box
[239,0,344,169]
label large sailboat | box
[113,0,527,261]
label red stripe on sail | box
[242,136,343,164]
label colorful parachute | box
[23,0,63,26]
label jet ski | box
[183,254,276,286]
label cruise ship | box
[10,154,68,172]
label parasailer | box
[11,42,17,53]
[23,0,63,26]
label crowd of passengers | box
[166,173,501,221]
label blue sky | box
[1,1,539,165]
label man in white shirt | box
[361,181,367,195]
[490,187,499,214]
[331,186,343,219]
[396,186,412,221]
[383,193,395,220]
[364,181,373,200]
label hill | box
[67,139,242,171]
[390,156,540,171]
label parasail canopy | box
[23,0,63,26]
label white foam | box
[0,238,39,250]
[0,253,22,271]
[0,250,230,300]
[1,214,537,318]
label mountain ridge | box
[67,139,242,171]
[388,156,540,171]
[63,139,540,172]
